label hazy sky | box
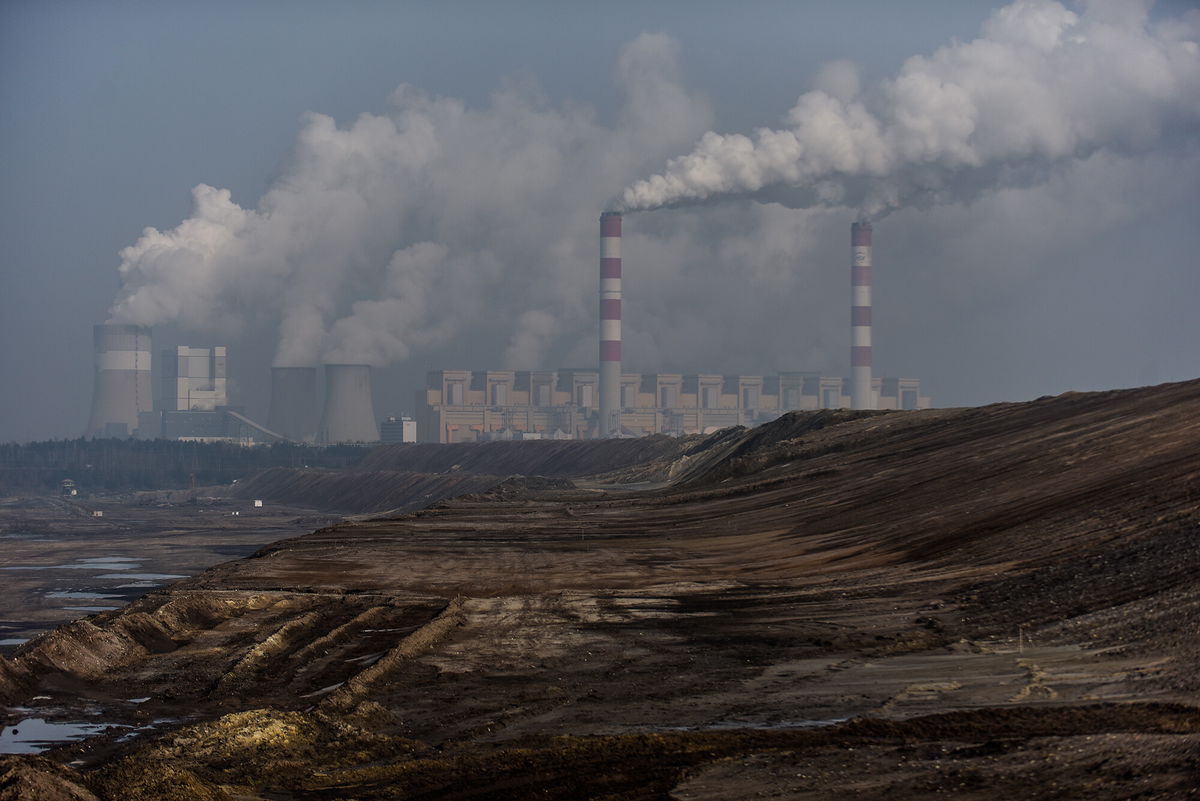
[1,0,1197,442]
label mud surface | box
[0,497,331,650]
[3,380,1200,798]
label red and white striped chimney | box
[599,212,622,437]
[851,221,874,410]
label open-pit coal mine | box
[3,379,1200,800]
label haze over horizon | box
[2,0,1197,443]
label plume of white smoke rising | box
[103,3,1199,393]
[620,0,1200,216]
[108,33,712,369]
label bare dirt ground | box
[0,496,331,650]
[2,379,1200,799]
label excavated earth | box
[4,380,1200,799]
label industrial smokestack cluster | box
[598,211,622,438]
[85,332,378,443]
[87,324,153,437]
[317,364,378,444]
[267,366,319,441]
[88,214,881,444]
[851,221,873,410]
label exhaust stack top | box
[86,323,152,437]
[598,211,622,437]
[851,221,874,410]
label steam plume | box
[100,5,1198,403]
[620,0,1199,216]
[107,34,712,370]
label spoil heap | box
[3,379,1200,799]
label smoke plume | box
[107,34,712,370]
[101,3,1199,410]
[620,1,1200,216]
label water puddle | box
[94,573,187,581]
[0,638,29,646]
[0,718,127,754]
[1,560,142,572]
[46,591,124,600]
[62,606,120,613]
[115,719,177,743]
[300,682,344,698]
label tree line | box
[0,439,369,494]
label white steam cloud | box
[620,0,1200,216]
[109,34,712,368]
[105,1,1198,390]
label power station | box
[267,366,319,442]
[87,217,926,443]
[415,369,928,443]
[598,211,623,438]
[851,221,874,411]
[86,324,153,438]
[317,364,379,444]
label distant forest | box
[0,439,368,494]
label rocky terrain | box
[2,379,1200,799]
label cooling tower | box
[598,211,622,437]
[318,364,378,443]
[851,221,874,410]
[267,366,318,441]
[86,324,152,437]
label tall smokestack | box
[268,366,318,442]
[86,324,152,437]
[599,211,622,437]
[851,221,874,410]
[318,364,378,443]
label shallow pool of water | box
[0,561,141,572]
[0,718,125,754]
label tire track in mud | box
[323,597,468,712]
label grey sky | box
[1,1,1197,442]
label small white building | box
[379,415,418,443]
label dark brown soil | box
[2,379,1200,799]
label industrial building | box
[415,369,930,443]
[381,211,934,446]
[317,364,379,444]
[380,416,418,443]
[85,329,380,445]
[88,214,926,446]
[85,325,285,443]
[86,324,153,438]
[161,346,227,411]
[141,344,283,442]
[268,366,319,442]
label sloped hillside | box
[3,379,1199,800]
[231,432,695,512]
[355,435,691,477]
[230,467,504,514]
